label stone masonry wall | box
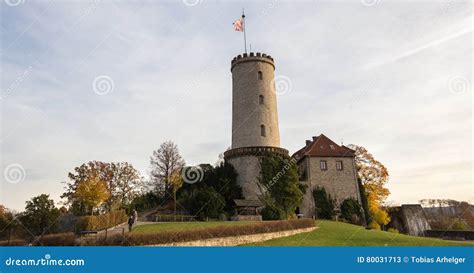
[231,56,280,148]
[300,156,361,217]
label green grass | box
[245,220,474,246]
[131,221,257,234]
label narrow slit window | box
[260,124,266,137]
[259,95,264,105]
[258,71,263,80]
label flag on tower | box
[233,18,244,32]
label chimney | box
[305,140,312,147]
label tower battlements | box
[231,52,275,71]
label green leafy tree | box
[188,187,225,220]
[340,198,363,224]
[312,187,335,219]
[259,155,305,220]
[20,194,60,235]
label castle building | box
[224,52,362,218]
[292,134,362,217]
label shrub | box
[33,232,76,246]
[340,198,362,224]
[387,228,399,233]
[261,206,281,220]
[76,210,127,232]
[368,221,381,230]
[313,187,335,219]
[0,239,27,246]
[258,155,305,220]
[188,187,225,220]
[83,219,315,246]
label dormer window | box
[260,124,266,137]
[259,95,264,105]
[258,71,263,80]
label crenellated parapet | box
[231,52,275,71]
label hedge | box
[0,232,76,246]
[76,210,127,232]
[83,219,315,246]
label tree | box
[169,169,183,216]
[110,162,144,209]
[0,205,15,239]
[312,187,336,219]
[340,198,363,224]
[348,144,390,227]
[61,161,113,215]
[188,187,225,220]
[258,155,306,220]
[20,194,60,236]
[75,175,110,215]
[150,141,185,196]
[62,161,144,215]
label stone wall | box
[299,156,361,217]
[227,155,262,199]
[388,204,431,236]
[154,227,316,246]
[231,54,280,148]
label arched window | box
[260,124,266,137]
[259,95,264,105]
[258,71,263,80]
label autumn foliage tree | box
[61,161,143,215]
[348,144,390,229]
[75,175,110,215]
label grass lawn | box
[131,221,257,234]
[244,220,474,246]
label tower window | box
[260,124,266,137]
[258,71,263,80]
[336,160,343,170]
[259,95,264,105]
[320,160,327,170]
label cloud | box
[1,0,472,210]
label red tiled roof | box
[292,134,355,160]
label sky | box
[0,0,472,211]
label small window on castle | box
[336,160,343,170]
[259,95,264,105]
[320,160,327,170]
[258,71,263,80]
[260,124,266,137]
[330,145,335,150]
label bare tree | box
[150,141,185,197]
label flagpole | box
[242,8,247,53]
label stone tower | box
[224,52,288,200]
